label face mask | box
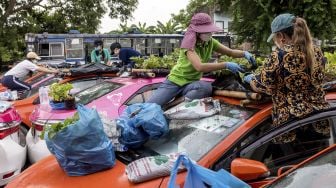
[95,46,102,51]
[32,59,38,64]
[200,33,212,42]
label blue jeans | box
[147,79,213,106]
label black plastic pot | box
[64,98,76,109]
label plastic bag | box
[99,111,127,152]
[0,90,18,101]
[126,153,183,183]
[117,103,169,148]
[168,155,251,188]
[0,101,12,113]
[164,98,221,120]
[45,104,115,176]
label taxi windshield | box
[117,102,258,164]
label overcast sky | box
[99,0,190,33]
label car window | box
[213,111,336,177]
[22,77,61,99]
[126,89,156,105]
[122,103,259,163]
[266,147,336,188]
[69,77,109,92]
[75,81,123,105]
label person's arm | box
[36,66,59,74]
[187,50,229,72]
[250,52,280,94]
[90,50,96,63]
[215,43,245,58]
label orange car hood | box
[7,155,163,188]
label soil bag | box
[117,103,169,148]
[164,98,221,120]
[168,155,251,188]
[126,153,183,183]
[45,104,115,176]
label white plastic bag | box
[0,90,18,101]
[126,153,183,183]
[164,97,221,120]
[0,101,12,113]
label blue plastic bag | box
[117,103,169,148]
[168,155,251,188]
[45,104,115,176]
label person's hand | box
[243,73,255,84]
[244,51,257,68]
[225,62,245,74]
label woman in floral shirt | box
[244,13,330,142]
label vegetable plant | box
[49,83,74,102]
[40,112,79,139]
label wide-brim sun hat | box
[190,13,222,33]
[26,52,41,60]
[267,13,295,42]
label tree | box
[155,19,183,34]
[228,0,336,50]
[172,0,336,51]
[0,0,139,63]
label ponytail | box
[292,17,315,75]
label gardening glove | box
[225,62,245,75]
[244,51,257,68]
[243,73,255,84]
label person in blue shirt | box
[91,39,111,65]
[110,42,141,68]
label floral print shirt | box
[251,45,330,127]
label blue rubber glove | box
[243,74,255,84]
[225,62,245,74]
[244,51,257,67]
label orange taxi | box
[6,88,336,188]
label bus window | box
[39,43,49,56]
[151,38,165,56]
[50,43,64,57]
[119,38,132,48]
[66,38,84,59]
[135,38,146,55]
[104,38,118,53]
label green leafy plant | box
[324,52,336,82]
[49,83,74,102]
[40,112,79,139]
[131,48,180,69]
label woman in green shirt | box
[148,13,256,106]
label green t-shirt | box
[168,38,220,86]
[91,49,111,64]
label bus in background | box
[25,31,232,65]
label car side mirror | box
[277,165,294,176]
[231,158,270,181]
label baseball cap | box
[26,52,41,60]
[267,13,295,42]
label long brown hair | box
[292,17,315,74]
[278,17,315,75]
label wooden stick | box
[214,90,262,100]
[131,69,153,73]
[146,72,155,78]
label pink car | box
[27,77,168,163]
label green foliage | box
[0,0,139,63]
[324,51,336,81]
[172,0,336,53]
[40,112,79,139]
[49,83,74,102]
[131,49,180,69]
